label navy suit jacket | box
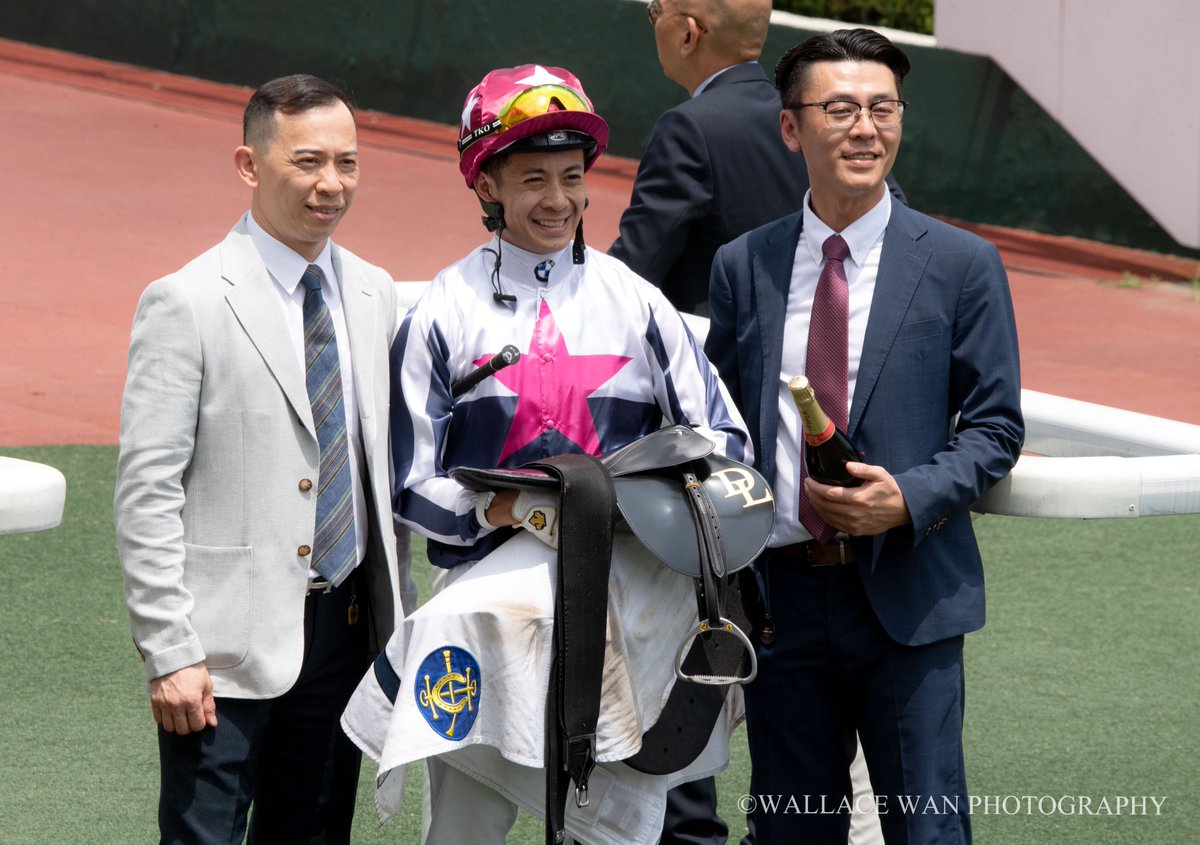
[706,200,1024,646]
[611,62,905,316]
[610,63,812,315]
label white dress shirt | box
[769,191,892,546]
[245,211,368,570]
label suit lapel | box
[333,247,378,429]
[220,224,316,438]
[849,204,931,437]
[753,214,803,482]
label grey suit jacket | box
[115,216,412,697]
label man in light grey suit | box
[115,74,413,844]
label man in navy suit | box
[611,0,808,316]
[706,29,1024,844]
[611,0,903,318]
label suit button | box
[297,544,312,557]
[299,478,313,492]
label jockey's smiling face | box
[473,149,587,255]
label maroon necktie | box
[798,234,850,543]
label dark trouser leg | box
[847,627,970,845]
[157,698,266,845]
[248,572,369,844]
[659,776,728,845]
[746,556,971,845]
[744,560,857,845]
[157,572,369,845]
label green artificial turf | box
[963,513,1199,844]
[1,446,1196,843]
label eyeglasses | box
[787,99,907,130]
[647,0,707,31]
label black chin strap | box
[480,228,517,307]
[572,219,585,265]
[474,188,517,305]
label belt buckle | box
[308,577,334,594]
[809,537,848,567]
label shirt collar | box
[800,189,892,268]
[245,211,336,294]
[489,235,576,289]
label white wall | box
[936,0,1200,249]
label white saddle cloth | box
[341,529,742,845]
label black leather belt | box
[774,537,853,566]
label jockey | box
[341,65,754,845]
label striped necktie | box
[300,264,357,585]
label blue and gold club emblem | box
[414,646,481,740]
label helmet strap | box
[572,218,585,265]
[479,197,504,233]
[479,218,517,307]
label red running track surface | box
[1,38,1197,447]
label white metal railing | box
[393,281,1200,518]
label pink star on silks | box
[475,299,631,463]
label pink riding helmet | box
[457,64,610,187]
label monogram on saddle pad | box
[452,425,773,844]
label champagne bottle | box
[788,375,862,487]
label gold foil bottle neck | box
[788,375,832,441]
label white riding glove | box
[510,490,560,549]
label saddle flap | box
[449,425,714,493]
[451,464,560,493]
[599,424,715,477]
